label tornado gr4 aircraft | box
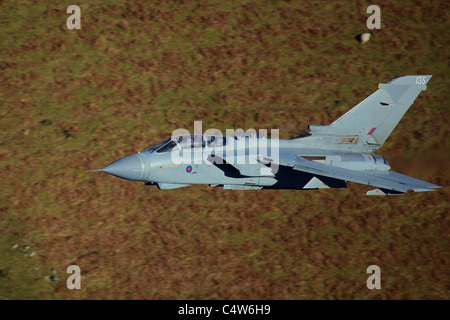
[93,75,441,195]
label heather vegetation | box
[0,0,448,299]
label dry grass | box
[0,0,449,299]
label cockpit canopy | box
[146,134,228,153]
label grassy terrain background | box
[0,0,448,299]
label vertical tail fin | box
[308,75,432,151]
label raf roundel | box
[186,165,192,173]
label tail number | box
[416,76,426,84]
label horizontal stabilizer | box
[275,153,440,194]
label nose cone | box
[102,154,144,181]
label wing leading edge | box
[272,153,440,194]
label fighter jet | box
[93,75,441,195]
